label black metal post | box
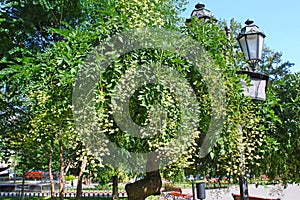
[239,125,249,200]
[192,180,196,200]
[239,175,249,200]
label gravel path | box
[181,184,300,200]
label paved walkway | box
[182,184,300,200]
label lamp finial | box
[245,19,254,25]
[195,2,205,9]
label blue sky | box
[181,0,300,73]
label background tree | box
[0,0,85,64]
[265,73,300,183]
[260,47,294,80]
[1,0,189,199]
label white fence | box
[0,191,128,198]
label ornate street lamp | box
[186,3,270,199]
[237,20,269,101]
[186,2,217,23]
[237,20,269,200]
[237,19,266,71]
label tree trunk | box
[112,175,118,200]
[125,153,162,200]
[64,160,71,177]
[13,159,16,184]
[76,155,87,200]
[58,129,64,200]
[21,169,25,200]
[49,140,55,200]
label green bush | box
[65,175,75,181]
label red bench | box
[232,194,280,200]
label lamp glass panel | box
[257,34,264,60]
[239,36,249,60]
[249,78,267,101]
[246,34,259,60]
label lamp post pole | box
[237,20,268,200]
[189,175,196,200]
[238,125,249,200]
[186,3,269,200]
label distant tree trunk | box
[125,153,162,200]
[76,155,87,200]
[58,129,64,200]
[13,159,16,184]
[112,175,118,200]
[49,139,55,200]
[64,160,71,177]
[21,169,25,200]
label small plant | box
[65,175,75,181]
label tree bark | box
[76,155,87,200]
[112,175,118,200]
[64,160,71,177]
[21,169,25,200]
[125,153,162,200]
[49,140,55,200]
[58,129,64,200]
